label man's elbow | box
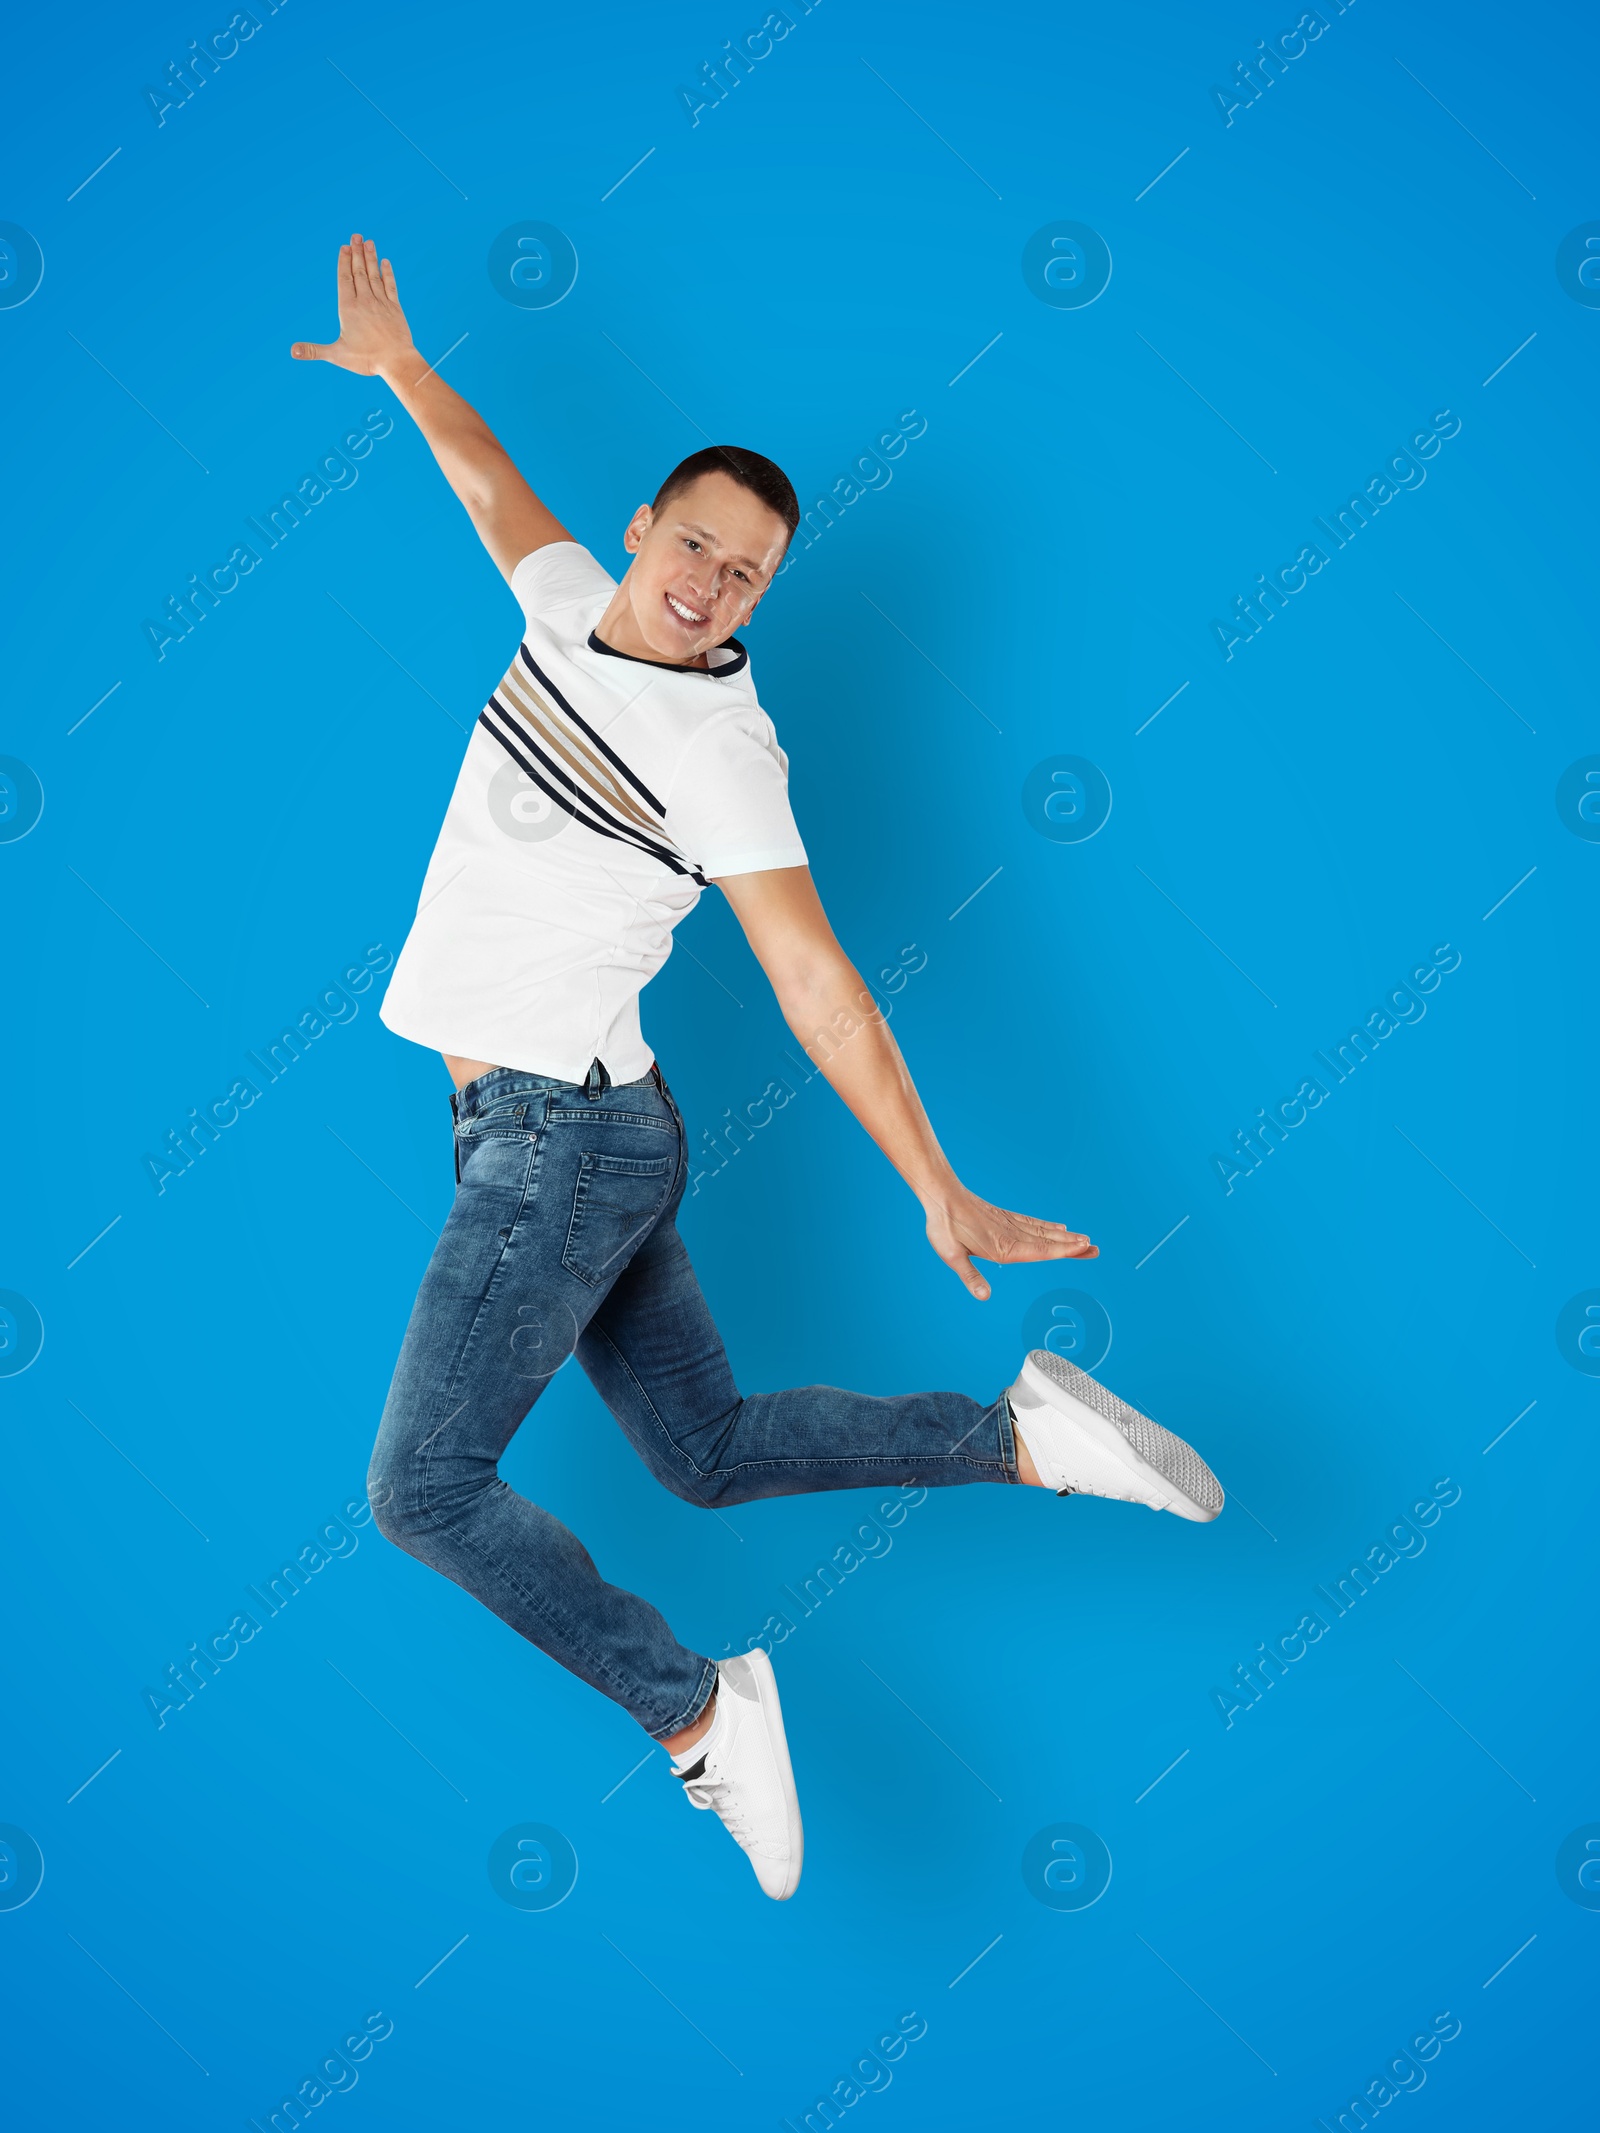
[774,957,883,1039]
[460,439,520,516]
[769,944,846,1008]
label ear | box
[622,503,653,555]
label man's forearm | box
[780,964,955,1207]
[375,348,569,579]
[378,354,518,515]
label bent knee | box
[367,1432,505,1548]
[366,1436,434,1549]
[366,1462,414,1547]
[673,1467,743,1511]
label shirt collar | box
[586,628,749,680]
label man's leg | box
[575,1199,1020,1759]
[367,1097,717,1742]
[575,1202,1023,1509]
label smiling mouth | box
[664,591,709,628]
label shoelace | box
[683,1772,759,1846]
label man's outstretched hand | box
[290,230,571,581]
[292,233,415,377]
[924,1186,1098,1301]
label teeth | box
[666,593,707,624]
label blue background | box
[2,1,1595,2126]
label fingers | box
[1002,1210,1078,1241]
[1005,1232,1097,1261]
[338,241,356,306]
[290,342,327,362]
[978,1216,1087,1249]
[380,256,399,303]
[354,233,382,299]
[957,1196,1080,1245]
[988,1207,1095,1256]
[1015,1230,1097,1260]
[947,1250,991,1302]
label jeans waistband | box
[451,1059,666,1124]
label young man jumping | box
[292,235,1223,1902]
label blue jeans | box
[369,1063,1018,1738]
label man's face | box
[618,471,790,663]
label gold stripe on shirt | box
[494,662,663,839]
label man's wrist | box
[374,346,425,391]
[914,1165,961,1216]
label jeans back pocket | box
[562,1151,675,1288]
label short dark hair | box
[651,445,800,543]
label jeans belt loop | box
[584,1057,603,1103]
[449,1088,462,1184]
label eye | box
[733,568,750,583]
[684,537,703,553]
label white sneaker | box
[671,1650,803,1900]
[1007,1349,1224,1522]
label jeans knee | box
[366,1463,409,1548]
[674,1467,737,1511]
[366,1432,428,1549]
[655,1399,746,1508]
[367,1416,504,1549]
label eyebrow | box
[678,520,766,574]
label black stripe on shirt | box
[484,700,680,867]
[517,646,669,817]
[478,711,707,885]
[494,666,660,840]
[485,694,642,840]
[481,707,692,875]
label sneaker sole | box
[1019,1350,1224,1522]
[734,1647,804,1900]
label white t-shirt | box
[380,542,808,1082]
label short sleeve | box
[509,542,617,634]
[664,709,809,879]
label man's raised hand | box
[291,233,415,376]
[292,233,570,580]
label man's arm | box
[716,867,1097,1298]
[292,232,570,581]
